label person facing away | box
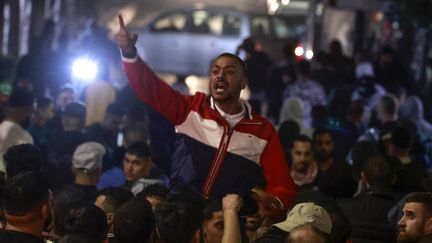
[117,15,296,215]
[94,187,134,242]
[0,88,35,179]
[397,192,432,243]
[0,171,55,243]
[54,142,105,217]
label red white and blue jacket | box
[123,57,296,208]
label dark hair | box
[8,88,35,108]
[154,200,201,243]
[362,154,395,187]
[98,187,134,214]
[1,171,49,215]
[313,127,333,140]
[202,199,222,221]
[136,183,170,201]
[106,103,125,116]
[36,97,53,110]
[4,144,44,178]
[59,204,108,242]
[406,192,432,214]
[126,142,152,159]
[215,53,247,77]
[113,198,155,243]
[291,135,313,148]
[63,102,86,119]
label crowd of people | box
[0,13,432,243]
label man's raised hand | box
[117,14,138,57]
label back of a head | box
[58,204,108,242]
[154,200,201,243]
[8,88,35,109]
[113,198,155,243]
[98,187,134,214]
[123,124,149,147]
[63,102,86,119]
[287,224,328,243]
[362,154,395,187]
[1,171,49,215]
[36,96,53,110]
[4,144,44,178]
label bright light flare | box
[72,58,98,82]
[282,0,290,5]
[294,46,304,57]
[306,50,314,59]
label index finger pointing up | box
[118,14,126,30]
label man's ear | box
[241,78,248,89]
[424,217,432,234]
[360,172,369,188]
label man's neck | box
[5,221,43,239]
[215,100,243,115]
[75,175,97,186]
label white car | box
[136,6,306,76]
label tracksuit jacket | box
[123,57,296,208]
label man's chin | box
[397,232,415,243]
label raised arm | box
[221,194,243,243]
[117,14,191,125]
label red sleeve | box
[260,127,297,210]
[122,57,191,125]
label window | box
[223,14,241,36]
[151,12,187,32]
[250,16,271,37]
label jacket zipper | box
[202,127,232,199]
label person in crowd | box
[388,126,429,193]
[4,143,44,178]
[338,154,398,242]
[136,183,170,208]
[54,142,105,217]
[28,97,54,151]
[193,194,244,243]
[95,187,134,242]
[123,142,167,195]
[85,102,125,152]
[397,192,432,242]
[118,15,296,214]
[286,224,328,243]
[279,96,313,138]
[351,62,386,124]
[283,60,326,112]
[45,101,87,190]
[113,198,155,243]
[266,43,297,122]
[313,128,357,199]
[399,95,432,143]
[56,204,108,243]
[273,202,332,243]
[47,87,76,130]
[0,88,35,182]
[376,94,399,129]
[237,37,272,114]
[373,45,411,94]
[278,120,300,161]
[153,196,203,243]
[289,135,318,189]
[0,171,54,243]
[327,39,355,84]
